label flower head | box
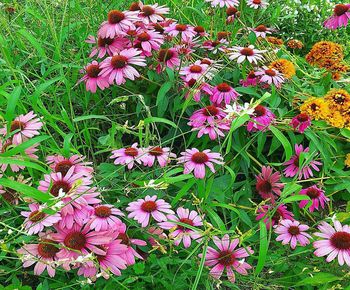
[18,238,60,277]
[246,0,269,9]
[299,185,329,212]
[300,97,330,121]
[158,207,203,248]
[255,67,285,88]
[313,220,350,266]
[165,23,196,41]
[46,154,93,178]
[209,83,240,104]
[86,35,130,58]
[177,148,224,179]
[179,61,212,82]
[274,219,311,249]
[126,195,174,227]
[90,204,124,232]
[228,45,265,64]
[100,48,146,85]
[255,166,284,202]
[199,234,254,283]
[138,3,169,24]
[156,48,180,72]
[283,144,322,180]
[252,24,272,38]
[205,0,239,7]
[247,105,275,132]
[21,203,61,235]
[256,204,294,229]
[79,61,109,93]
[324,4,350,30]
[0,111,43,145]
[98,10,139,38]
[110,143,147,169]
[290,113,311,133]
[324,88,350,111]
[142,146,176,167]
[270,59,296,79]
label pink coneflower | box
[117,223,147,265]
[299,185,329,212]
[240,71,258,87]
[46,154,93,177]
[256,204,294,228]
[193,26,208,37]
[18,238,60,277]
[209,83,240,104]
[79,61,110,93]
[246,0,269,9]
[21,203,61,235]
[255,67,285,88]
[290,113,311,133]
[179,61,212,82]
[156,48,180,73]
[189,105,227,127]
[202,39,228,54]
[0,140,39,173]
[90,204,124,232]
[283,144,322,180]
[0,111,43,144]
[205,0,239,8]
[165,23,196,41]
[100,48,146,85]
[126,195,174,227]
[228,45,265,64]
[252,25,272,38]
[142,146,176,167]
[274,219,311,249]
[255,166,284,202]
[158,207,203,248]
[85,35,130,58]
[110,143,146,169]
[77,237,128,278]
[247,105,275,132]
[199,234,254,283]
[38,168,100,229]
[313,220,350,266]
[193,122,231,140]
[324,4,350,30]
[50,223,113,259]
[134,29,164,56]
[183,79,210,102]
[226,7,239,23]
[138,3,169,24]
[98,10,139,38]
[177,148,224,179]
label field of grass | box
[0,0,350,289]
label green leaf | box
[255,221,268,275]
[0,178,50,202]
[172,179,196,206]
[73,115,111,122]
[270,126,292,161]
[18,29,47,58]
[1,135,50,157]
[206,207,226,231]
[296,273,341,286]
[283,195,310,204]
[143,117,177,129]
[63,133,74,157]
[0,157,47,173]
[5,86,21,122]
[156,82,172,117]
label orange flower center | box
[95,205,112,218]
[334,4,349,16]
[86,64,101,78]
[189,65,203,73]
[141,200,158,212]
[38,240,59,258]
[240,47,254,56]
[288,226,300,235]
[191,152,209,164]
[254,105,266,117]
[296,113,309,122]
[330,231,350,250]
[306,187,321,198]
[50,180,71,197]
[124,147,138,157]
[177,218,194,230]
[111,55,128,69]
[28,210,46,222]
[158,49,174,62]
[98,37,114,47]
[10,120,25,132]
[64,232,86,250]
[218,250,235,266]
[203,105,219,116]
[149,147,164,156]
[138,32,151,42]
[175,24,187,31]
[55,160,73,176]
[265,69,277,76]
[217,82,231,92]
[108,10,125,24]
[142,5,155,16]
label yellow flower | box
[324,89,350,111]
[325,111,345,128]
[270,59,296,79]
[300,97,330,120]
[306,41,344,67]
[345,153,350,168]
